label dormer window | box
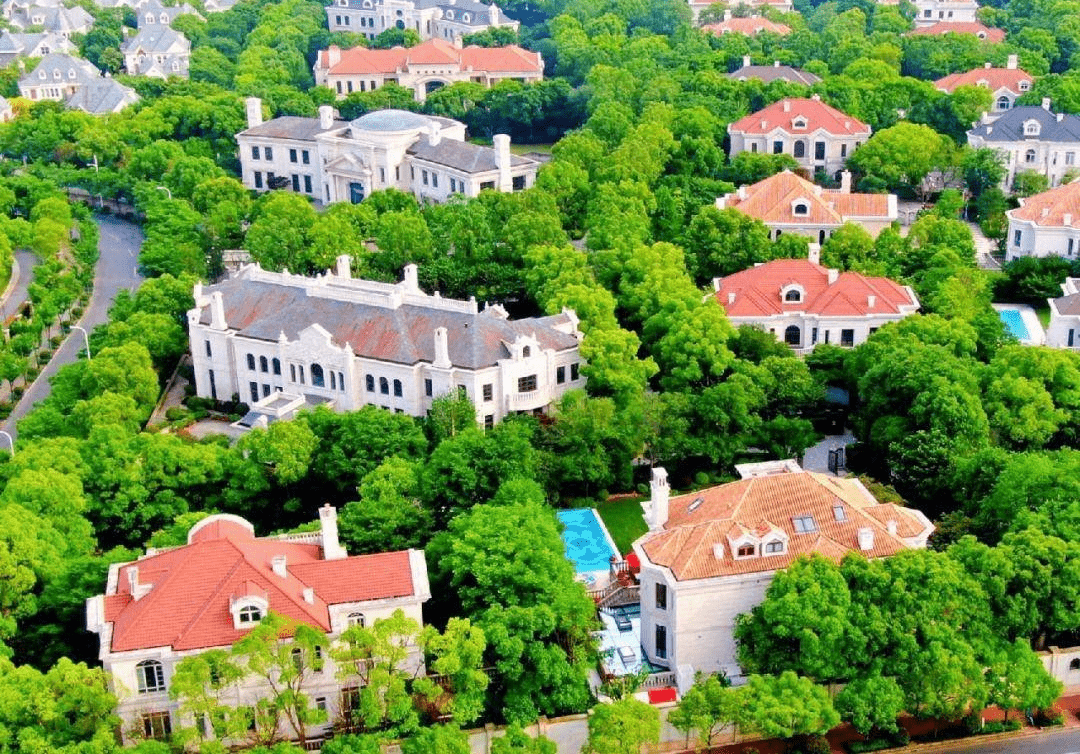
[347,612,365,628]
[446,9,454,18]
[736,543,756,557]
[764,540,785,554]
[792,200,809,216]
[1024,120,1041,136]
[792,117,807,130]
[462,12,470,21]
[781,283,805,302]
[522,345,531,357]
[231,591,268,630]
[833,504,847,522]
[785,290,801,302]
[1019,81,1030,91]
[238,604,262,624]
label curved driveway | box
[0,250,39,323]
[3,214,144,440]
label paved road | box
[0,250,39,322]
[913,727,1080,753]
[2,214,144,440]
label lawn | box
[596,496,648,556]
[1035,304,1051,330]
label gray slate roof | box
[1054,293,1080,316]
[200,277,579,369]
[238,116,348,142]
[122,26,190,54]
[407,138,533,173]
[969,106,1080,143]
[66,78,138,114]
[728,64,821,85]
[20,53,99,87]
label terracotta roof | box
[935,65,1032,94]
[728,97,869,137]
[102,516,418,652]
[907,21,1006,42]
[713,257,918,318]
[639,472,932,581]
[719,171,892,226]
[318,39,541,76]
[1007,180,1080,229]
[701,17,791,36]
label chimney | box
[1058,113,1065,122]
[272,555,287,578]
[319,105,334,130]
[127,566,152,600]
[319,505,347,560]
[193,281,203,301]
[1042,97,1052,111]
[245,97,263,129]
[867,294,876,308]
[727,291,736,305]
[858,528,874,551]
[403,263,419,291]
[828,268,839,284]
[1064,213,1072,225]
[649,467,670,530]
[1007,53,1018,69]
[840,170,852,193]
[490,2,499,23]
[742,54,751,67]
[302,587,314,604]
[433,327,451,368]
[327,45,341,68]
[493,133,512,192]
[887,519,898,537]
[713,278,722,292]
[336,254,351,279]
[774,60,780,67]
[811,93,821,102]
[713,543,725,560]
[782,99,791,112]
[807,243,820,264]
[1043,207,1050,218]
[427,122,441,146]
[210,291,227,330]
[984,61,992,69]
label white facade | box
[187,261,585,428]
[1004,182,1080,262]
[325,0,518,43]
[967,103,1080,191]
[913,0,978,26]
[121,27,191,79]
[1046,278,1080,349]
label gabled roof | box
[19,52,99,87]
[1052,279,1080,316]
[701,17,790,35]
[713,257,918,318]
[968,105,1080,143]
[639,470,932,581]
[718,171,893,226]
[407,137,534,173]
[121,26,190,55]
[101,515,422,652]
[935,65,1032,94]
[1007,180,1080,229]
[728,96,869,137]
[317,39,541,76]
[66,77,138,114]
[907,21,1005,42]
[727,63,820,85]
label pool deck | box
[558,508,623,589]
[594,609,657,677]
[993,303,1045,345]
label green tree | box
[491,725,557,754]
[737,671,840,740]
[985,639,1062,722]
[834,674,905,735]
[669,673,738,750]
[583,698,661,754]
[847,122,955,196]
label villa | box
[968,103,1080,191]
[913,0,979,26]
[935,56,1033,116]
[1004,179,1080,261]
[727,57,821,86]
[906,21,1005,42]
[325,0,519,43]
[1047,278,1080,349]
[701,15,791,36]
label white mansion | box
[236,99,538,205]
[1005,179,1080,262]
[187,260,586,428]
[325,0,518,43]
[968,103,1080,191]
[634,462,934,680]
[86,508,431,744]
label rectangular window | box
[425,378,432,397]
[833,504,847,522]
[432,173,438,188]
[289,148,297,163]
[302,150,310,165]
[1070,329,1075,347]
[814,141,825,160]
[655,625,667,659]
[841,143,847,158]
[380,167,386,183]
[512,175,526,190]
[336,81,342,94]
[290,364,296,382]
[841,329,855,347]
[251,145,259,160]
[347,81,353,93]
[1014,230,1022,247]
[811,328,818,345]
[299,365,305,385]
[249,382,259,403]
[570,363,580,381]
[824,330,830,344]
[484,414,494,429]
[556,366,566,384]
[304,175,312,193]
[482,383,493,401]
[316,697,327,712]
[291,174,300,192]
[1069,238,1075,255]
[263,147,272,160]
[422,169,429,186]
[481,181,495,191]
[750,143,758,153]
[655,583,667,610]
[262,384,270,398]
[254,171,263,189]
[518,375,537,392]
[205,340,212,357]
[792,515,818,533]
[142,712,172,741]
[772,140,783,154]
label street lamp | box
[71,324,91,360]
[0,430,14,457]
[155,185,172,201]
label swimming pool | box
[999,308,1030,340]
[556,508,617,573]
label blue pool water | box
[557,508,617,573]
[999,308,1030,340]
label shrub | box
[1036,706,1065,727]
[847,740,893,754]
[802,734,831,754]
[165,406,188,421]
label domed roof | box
[351,109,433,133]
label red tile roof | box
[701,17,791,35]
[720,171,893,226]
[907,21,1006,42]
[318,39,541,76]
[713,258,918,318]
[935,65,1032,94]
[1008,180,1080,229]
[103,516,418,652]
[639,472,932,581]
[728,97,869,136]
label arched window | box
[522,346,531,357]
[1025,149,1037,163]
[238,604,262,624]
[785,289,801,302]
[366,375,375,392]
[737,543,755,557]
[793,140,806,158]
[347,612,365,627]
[247,354,256,370]
[819,229,827,244]
[996,95,1010,110]
[379,377,389,395]
[272,358,281,376]
[291,647,304,672]
[136,660,166,694]
[311,363,325,388]
[793,201,809,216]
[259,356,268,372]
[462,12,470,22]
[784,325,801,346]
[1071,658,1080,670]
[393,379,402,397]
